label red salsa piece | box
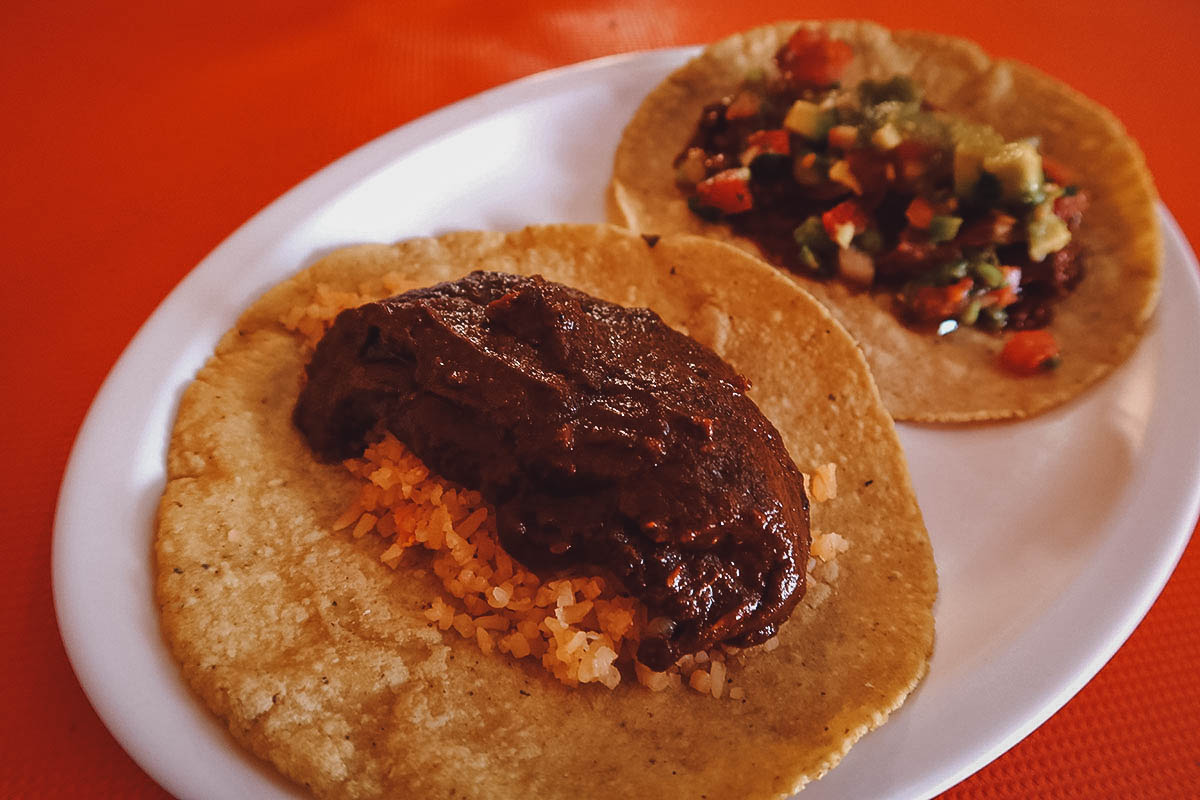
[1000,329,1061,374]
[777,27,854,88]
[695,167,754,214]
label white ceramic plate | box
[53,49,1200,800]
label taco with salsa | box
[155,224,935,798]
[609,21,1161,421]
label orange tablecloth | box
[5,1,1198,797]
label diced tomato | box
[906,197,936,229]
[695,168,754,214]
[745,128,791,157]
[822,200,869,246]
[1041,155,1076,186]
[827,125,859,151]
[959,211,1018,247]
[777,28,854,87]
[982,286,1019,308]
[725,89,762,120]
[908,277,974,322]
[1000,329,1060,375]
[1053,190,1089,229]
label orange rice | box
[336,433,637,689]
[282,281,846,696]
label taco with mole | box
[609,20,1161,422]
[155,224,935,799]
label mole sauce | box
[295,272,810,671]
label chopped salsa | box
[675,27,1087,373]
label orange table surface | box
[5,1,1199,797]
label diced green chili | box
[854,228,884,254]
[858,75,921,106]
[797,245,821,271]
[936,259,969,284]
[971,261,1005,289]
[928,215,963,243]
[793,216,832,251]
[959,299,981,327]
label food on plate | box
[155,224,935,798]
[294,271,811,672]
[609,21,1161,421]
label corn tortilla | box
[608,20,1161,422]
[155,223,936,798]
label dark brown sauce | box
[295,271,810,670]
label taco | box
[155,224,935,798]
[609,20,1161,422]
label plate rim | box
[919,206,1200,791]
